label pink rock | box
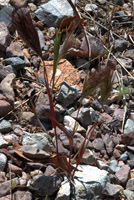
[0,100,13,117]
[113,149,120,159]
[115,165,130,184]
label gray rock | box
[0,6,13,28]
[81,149,97,165]
[115,165,130,184]
[22,145,50,159]
[0,171,7,183]
[0,0,9,6]
[0,22,11,52]
[4,57,25,70]
[124,49,134,60]
[63,115,86,134]
[81,98,90,107]
[56,81,77,107]
[32,172,62,196]
[90,108,100,123]
[37,28,45,49]
[115,144,126,152]
[0,73,16,96]
[35,0,76,27]
[119,152,128,161]
[57,165,109,200]
[123,189,134,200]
[0,133,8,148]
[114,40,128,52]
[85,3,98,12]
[90,99,102,111]
[97,160,109,171]
[109,160,120,173]
[92,138,105,151]
[96,0,106,4]
[0,177,19,197]
[9,0,28,8]
[6,42,24,58]
[22,131,53,152]
[0,120,12,133]
[13,190,32,200]
[0,153,7,171]
[128,159,134,168]
[74,58,90,70]
[126,178,134,191]
[103,133,114,155]
[56,179,70,200]
[73,165,109,200]
[114,11,129,22]
[103,182,123,197]
[0,65,12,81]
[124,119,134,134]
[117,56,132,70]
[0,94,14,117]
[71,107,92,128]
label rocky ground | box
[0,0,134,199]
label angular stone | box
[4,57,25,71]
[32,172,62,196]
[81,149,97,165]
[22,131,53,152]
[73,165,109,200]
[92,138,105,151]
[123,189,134,200]
[56,81,77,107]
[35,0,76,27]
[114,40,128,52]
[103,182,123,197]
[71,107,92,128]
[0,100,13,117]
[0,22,11,52]
[0,177,19,197]
[13,190,32,200]
[109,160,120,173]
[0,153,7,171]
[63,115,86,134]
[124,119,134,134]
[6,42,24,58]
[126,178,134,191]
[0,73,16,96]
[103,133,114,155]
[97,160,109,171]
[0,120,12,133]
[122,132,134,145]
[115,165,130,184]
[124,49,134,60]
[0,172,7,183]
[22,145,50,159]
[0,133,8,148]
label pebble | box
[109,160,120,173]
[126,178,134,191]
[0,153,7,171]
[81,149,97,165]
[114,40,128,52]
[4,57,25,71]
[0,133,8,148]
[6,41,24,58]
[0,22,11,52]
[56,81,77,107]
[115,165,130,184]
[0,120,12,134]
[123,189,134,200]
[85,3,98,12]
[13,190,32,200]
[119,152,128,161]
[124,119,134,134]
[22,131,53,152]
[103,182,123,198]
[35,0,76,27]
[0,177,19,197]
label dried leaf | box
[13,143,33,162]
[46,154,79,174]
